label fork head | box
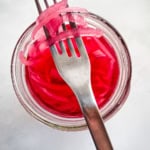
[50,36,91,91]
[34,0,91,92]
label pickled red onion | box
[47,27,103,45]
[19,0,120,117]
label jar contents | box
[19,2,120,118]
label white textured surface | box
[0,0,150,149]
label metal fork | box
[51,36,113,150]
[35,0,113,149]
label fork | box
[35,0,113,149]
[50,35,113,150]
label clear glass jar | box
[11,12,131,131]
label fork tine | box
[35,0,42,14]
[44,0,49,8]
[61,20,77,57]
[66,39,77,57]
[50,45,59,57]
[67,17,87,57]
[59,41,68,55]
[75,37,88,57]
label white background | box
[0,0,150,149]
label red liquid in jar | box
[25,35,120,118]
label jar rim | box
[11,12,132,131]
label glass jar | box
[11,11,131,131]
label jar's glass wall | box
[11,12,131,131]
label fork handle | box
[75,84,113,150]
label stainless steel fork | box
[35,0,113,149]
[50,35,113,150]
